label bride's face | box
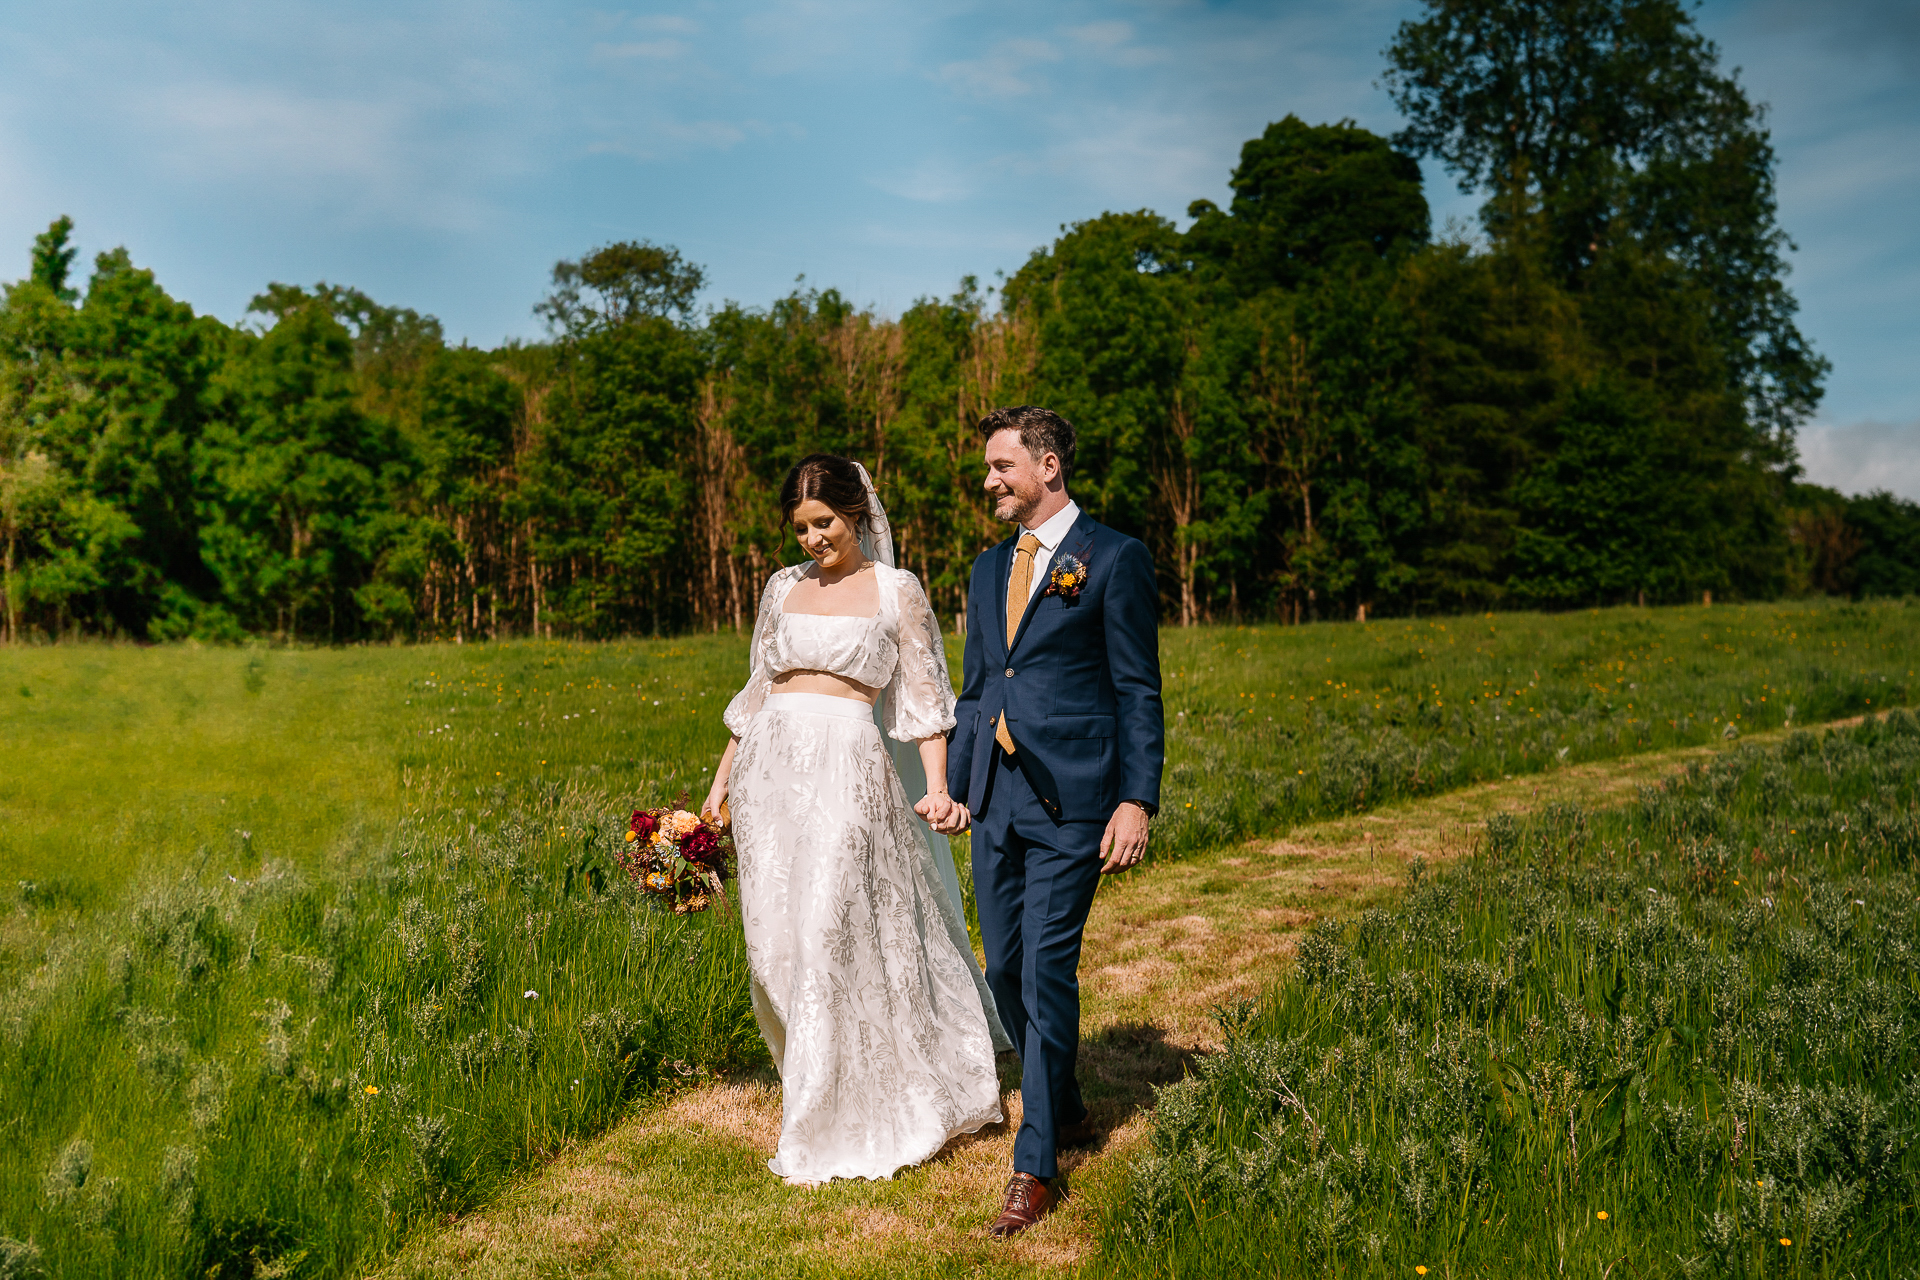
[791,499,863,571]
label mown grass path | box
[371,717,1871,1280]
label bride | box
[701,453,1010,1185]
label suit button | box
[1005,668,1015,678]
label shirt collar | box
[1024,500,1081,555]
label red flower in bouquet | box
[682,826,721,866]
[617,801,733,914]
[627,809,658,843]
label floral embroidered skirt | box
[730,691,1004,1184]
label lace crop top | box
[722,562,958,743]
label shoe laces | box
[1004,1174,1042,1212]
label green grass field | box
[0,598,1915,1278]
[1100,713,1920,1278]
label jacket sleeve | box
[1105,535,1164,813]
[947,554,988,799]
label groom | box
[948,405,1164,1239]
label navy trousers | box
[972,750,1105,1180]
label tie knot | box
[1018,533,1041,556]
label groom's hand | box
[916,793,969,834]
[1100,801,1151,874]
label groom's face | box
[983,430,1054,526]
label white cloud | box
[1064,20,1159,67]
[595,39,692,60]
[589,116,768,161]
[629,15,700,35]
[137,80,500,230]
[936,38,1061,99]
[1067,21,1131,49]
[1798,420,1920,500]
[869,158,976,203]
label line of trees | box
[2,0,1916,644]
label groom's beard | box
[991,490,1038,525]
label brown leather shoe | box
[1057,1114,1100,1149]
[987,1172,1056,1239]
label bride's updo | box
[780,454,870,534]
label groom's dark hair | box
[780,454,871,535]
[979,406,1076,485]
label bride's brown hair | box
[780,454,871,535]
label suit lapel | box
[1009,512,1097,657]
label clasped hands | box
[915,794,1151,875]
[915,792,971,834]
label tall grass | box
[1099,711,1920,1277]
[1151,598,1919,858]
[1,598,1915,1276]
[0,791,758,1278]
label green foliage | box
[1100,712,1920,1277]
[1385,0,1828,429]
[535,240,706,335]
[0,5,1859,642]
[1187,114,1429,294]
[28,218,77,304]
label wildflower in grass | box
[1780,1238,1792,1246]
[1596,1211,1608,1220]
[1416,1268,1428,1275]
[524,990,538,999]
[365,1085,378,1095]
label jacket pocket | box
[1041,714,1116,740]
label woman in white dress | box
[701,453,1009,1185]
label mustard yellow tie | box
[995,532,1042,754]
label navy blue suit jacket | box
[948,510,1164,823]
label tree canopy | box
[2,0,1903,645]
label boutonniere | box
[1046,553,1089,601]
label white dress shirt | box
[1017,500,1081,604]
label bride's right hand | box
[701,783,727,825]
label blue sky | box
[2,0,1914,496]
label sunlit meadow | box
[0,597,1914,1276]
[1100,712,1920,1278]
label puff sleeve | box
[883,568,958,742]
[722,569,791,736]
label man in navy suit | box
[947,405,1164,1239]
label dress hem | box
[768,1107,1008,1187]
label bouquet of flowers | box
[618,798,734,915]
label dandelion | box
[1416,1269,1428,1276]
[1596,1211,1608,1220]
[1780,1238,1792,1247]
[365,1085,379,1095]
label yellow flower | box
[625,830,639,842]
[365,1085,379,1095]
[1596,1211,1608,1220]
[1416,1269,1428,1276]
[1780,1238,1792,1247]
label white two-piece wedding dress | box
[723,521,1010,1185]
